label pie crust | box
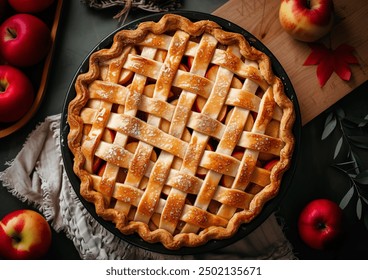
[67,14,295,250]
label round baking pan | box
[60,11,302,255]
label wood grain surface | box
[213,0,368,125]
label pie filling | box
[67,14,295,249]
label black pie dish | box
[60,11,302,256]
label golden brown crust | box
[67,14,295,250]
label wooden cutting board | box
[213,0,368,125]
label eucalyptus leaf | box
[344,115,368,126]
[357,198,362,220]
[348,136,368,149]
[332,163,355,175]
[339,187,354,209]
[362,196,368,205]
[325,111,334,124]
[335,160,356,167]
[347,149,351,158]
[350,152,360,171]
[336,160,354,166]
[336,107,345,119]
[334,136,343,159]
[321,115,337,140]
[333,162,360,177]
[342,120,358,129]
[358,114,368,128]
[355,170,368,185]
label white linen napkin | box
[0,114,296,260]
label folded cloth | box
[0,114,296,260]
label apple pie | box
[67,14,295,250]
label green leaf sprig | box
[322,107,368,228]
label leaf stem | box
[326,108,368,224]
[336,112,360,172]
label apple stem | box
[6,27,17,39]
[317,222,326,230]
[12,235,21,243]
[306,0,311,9]
[0,81,7,93]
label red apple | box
[0,65,34,123]
[193,96,227,123]
[92,156,103,173]
[8,0,55,13]
[187,56,194,70]
[0,209,52,259]
[279,0,334,42]
[179,63,189,72]
[97,162,107,177]
[0,13,51,67]
[102,128,116,143]
[298,198,343,250]
[263,159,279,171]
[205,65,219,81]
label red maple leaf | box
[303,43,359,87]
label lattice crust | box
[68,14,295,250]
